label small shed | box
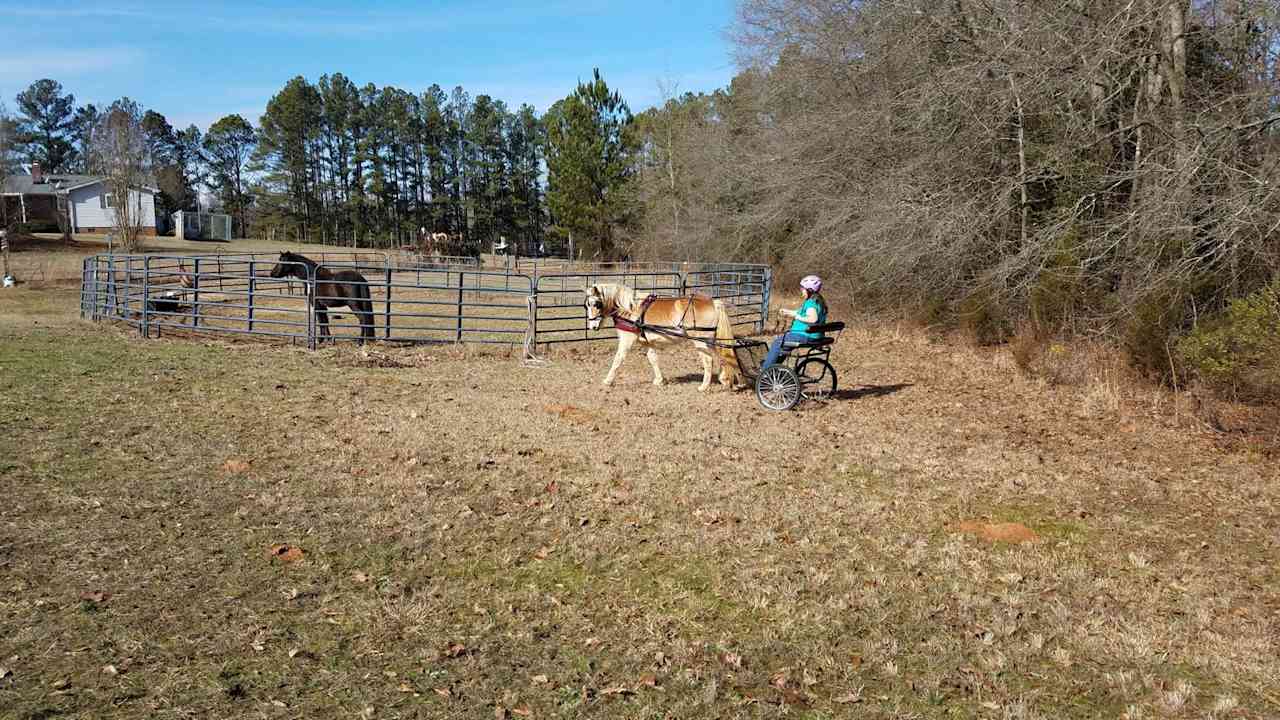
[173,210,232,241]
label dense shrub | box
[958,287,1012,346]
[1177,281,1280,401]
[1123,286,1188,383]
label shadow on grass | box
[832,382,913,401]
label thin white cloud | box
[0,47,144,81]
[0,7,148,19]
[200,2,608,38]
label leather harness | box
[611,294,720,338]
[612,294,658,335]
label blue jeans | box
[763,333,813,369]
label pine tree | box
[14,79,76,171]
[545,69,637,260]
[255,77,322,241]
[204,115,256,237]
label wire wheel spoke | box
[756,365,801,411]
[797,358,837,401]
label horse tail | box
[713,299,742,387]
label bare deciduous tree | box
[1,102,15,282]
[89,98,150,253]
[629,0,1280,363]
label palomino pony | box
[268,251,376,344]
[585,283,742,391]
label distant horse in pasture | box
[268,251,376,344]
[584,283,742,392]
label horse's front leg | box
[603,333,634,386]
[315,306,331,343]
[694,341,714,392]
[646,346,666,386]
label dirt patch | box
[221,458,252,474]
[267,544,305,562]
[955,521,1040,544]
[544,402,600,425]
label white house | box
[65,176,162,236]
[1,163,162,235]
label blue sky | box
[0,1,738,131]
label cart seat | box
[783,336,834,349]
[782,322,844,349]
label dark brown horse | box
[268,251,376,343]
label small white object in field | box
[2,275,14,288]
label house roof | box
[2,173,159,195]
[2,173,102,195]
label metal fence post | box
[384,267,393,340]
[247,260,256,334]
[106,255,116,316]
[307,264,317,351]
[760,267,773,333]
[527,279,538,352]
[125,256,135,321]
[456,272,465,342]
[584,274,592,340]
[191,258,201,328]
[141,257,151,338]
[79,258,88,319]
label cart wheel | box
[756,365,802,411]
[797,358,837,401]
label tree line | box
[2,71,640,258]
[624,0,1280,378]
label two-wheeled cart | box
[733,322,845,411]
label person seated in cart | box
[763,274,828,369]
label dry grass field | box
[1,245,1278,719]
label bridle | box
[585,292,608,331]
[586,288,664,336]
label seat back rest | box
[806,322,845,334]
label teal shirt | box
[789,297,827,339]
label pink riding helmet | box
[800,275,823,292]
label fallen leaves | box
[531,674,549,684]
[441,642,469,659]
[532,546,552,561]
[267,544,305,562]
[79,590,110,604]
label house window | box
[100,190,114,209]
